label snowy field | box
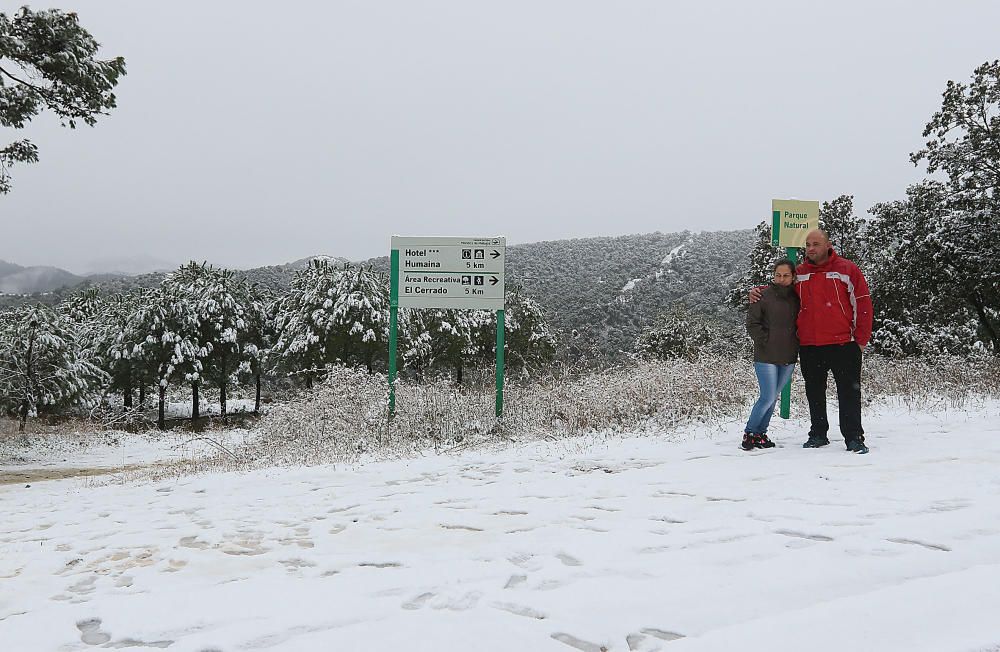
[3,400,1000,651]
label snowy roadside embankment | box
[2,400,1000,651]
[0,428,254,485]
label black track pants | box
[798,343,864,443]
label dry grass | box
[11,354,994,482]
[220,354,1000,471]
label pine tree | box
[0,7,126,193]
[868,181,997,355]
[195,267,251,417]
[910,59,1000,210]
[727,221,784,309]
[130,280,202,430]
[819,195,868,264]
[866,61,1000,355]
[468,288,556,374]
[410,308,483,384]
[0,304,107,432]
[59,287,107,354]
[104,292,147,409]
[241,285,275,415]
[328,265,390,372]
[162,262,212,419]
[271,259,344,386]
[636,304,714,361]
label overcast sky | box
[2,0,998,273]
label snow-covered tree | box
[469,288,556,374]
[636,304,714,361]
[400,308,486,383]
[129,279,203,429]
[819,195,868,265]
[0,7,126,193]
[241,285,276,414]
[727,220,785,309]
[0,304,107,432]
[59,287,107,354]
[103,292,149,409]
[328,265,390,372]
[866,61,1000,356]
[867,181,998,355]
[192,267,253,417]
[161,262,213,419]
[910,59,1000,211]
[271,259,345,386]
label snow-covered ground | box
[3,400,1000,651]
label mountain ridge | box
[0,232,754,355]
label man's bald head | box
[804,229,832,265]
[806,229,830,244]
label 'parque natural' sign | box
[771,199,819,248]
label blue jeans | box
[745,362,796,435]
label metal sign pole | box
[388,249,399,419]
[495,309,505,418]
[779,247,799,420]
[771,199,818,420]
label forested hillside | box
[0,232,754,356]
[502,230,755,355]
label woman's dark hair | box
[772,258,796,275]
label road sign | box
[771,199,819,248]
[391,236,505,310]
[387,235,508,420]
[770,198,815,419]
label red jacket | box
[795,249,873,347]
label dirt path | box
[0,463,160,485]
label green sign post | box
[387,236,507,420]
[771,199,819,419]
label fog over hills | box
[0,265,85,295]
[75,254,178,277]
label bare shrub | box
[199,354,1000,472]
[235,365,389,467]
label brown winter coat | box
[747,284,800,364]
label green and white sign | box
[771,199,819,248]
[388,235,508,419]
[770,198,817,419]
[391,236,506,310]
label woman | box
[742,259,799,450]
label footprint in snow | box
[627,628,686,650]
[550,632,608,652]
[775,529,834,542]
[492,601,546,619]
[401,592,435,610]
[504,573,527,589]
[887,538,951,552]
[440,524,484,532]
[77,618,111,645]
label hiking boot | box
[756,434,776,448]
[846,439,869,454]
[802,435,830,448]
[741,433,757,451]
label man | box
[750,230,873,453]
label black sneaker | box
[741,433,757,451]
[756,434,776,448]
[802,435,830,448]
[846,439,869,454]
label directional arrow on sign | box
[490,250,501,259]
[489,276,499,286]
